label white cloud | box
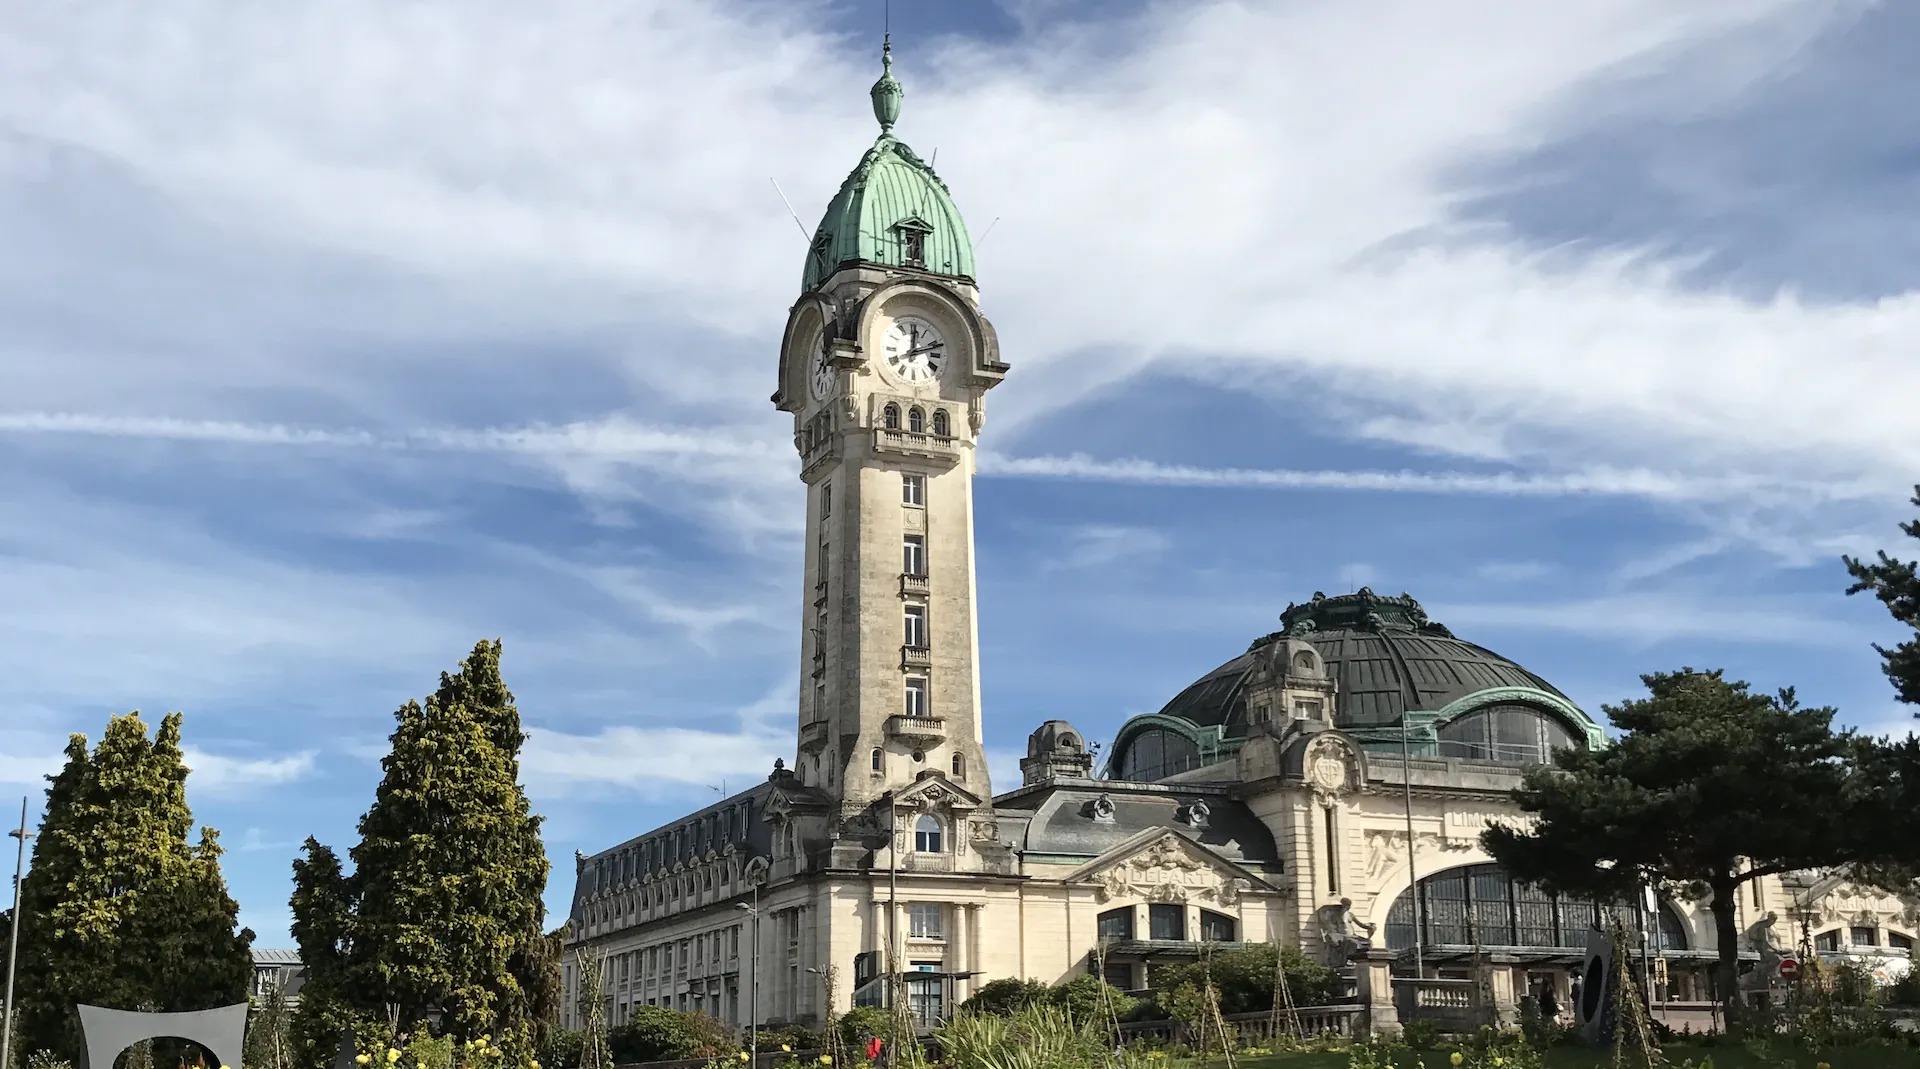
[1041,525,1171,572]
[982,452,1867,505]
[0,0,1907,558]
[0,749,62,789]
[1435,592,1871,648]
[182,748,317,793]
[521,724,786,799]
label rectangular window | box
[1890,932,1913,950]
[1816,930,1840,953]
[814,681,827,718]
[904,230,926,266]
[909,903,945,939]
[905,676,929,718]
[822,482,831,518]
[1102,962,1133,990]
[908,974,944,1027]
[1852,926,1879,947]
[903,535,926,576]
[904,604,928,648]
[902,473,925,506]
[1199,910,1237,943]
[1295,700,1321,720]
[1149,903,1185,941]
[1097,907,1134,941]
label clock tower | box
[772,38,1008,833]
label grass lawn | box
[1216,1043,1920,1068]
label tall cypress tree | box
[291,640,550,1065]
[8,713,254,1060]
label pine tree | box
[1482,669,1860,1037]
[291,641,551,1067]
[9,713,254,1060]
[1845,485,1920,710]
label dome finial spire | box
[870,32,902,134]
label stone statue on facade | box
[1315,897,1376,966]
[1742,911,1785,990]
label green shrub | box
[606,1005,706,1059]
[1048,976,1136,1029]
[1146,944,1337,1017]
[1399,1018,1440,1051]
[537,1029,585,1069]
[960,979,1053,1018]
[837,1006,894,1052]
[934,1004,1102,1069]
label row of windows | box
[814,474,927,526]
[1385,863,1688,951]
[882,404,952,437]
[590,805,753,894]
[1435,706,1578,765]
[1096,904,1238,943]
[868,746,968,778]
[1814,927,1916,952]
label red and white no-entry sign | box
[1779,958,1800,981]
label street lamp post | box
[737,884,760,1069]
[3,797,34,1069]
[1399,718,1424,979]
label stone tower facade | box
[771,39,1009,821]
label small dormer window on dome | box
[894,217,933,268]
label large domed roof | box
[1155,590,1570,735]
[802,40,974,292]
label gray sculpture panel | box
[78,1003,248,1069]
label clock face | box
[881,316,945,384]
[807,333,834,401]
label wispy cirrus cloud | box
[182,748,317,793]
[982,452,1874,506]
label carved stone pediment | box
[893,772,984,814]
[1067,831,1276,908]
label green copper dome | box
[802,39,974,293]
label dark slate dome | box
[1155,589,1568,735]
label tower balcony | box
[900,645,932,669]
[872,429,962,465]
[886,715,947,745]
[799,719,831,754]
[899,574,929,597]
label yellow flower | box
[1494,1060,1504,1067]
[389,1051,403,1063]
[356,1057,371,1066]
[738,1054,750,1063]
[819,1058,833,1066]
[1450,1054,1463,1067]
[1818,1064,1831,1069]
[782,1046,792,1053]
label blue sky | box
[3,0,1919,946]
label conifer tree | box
[8,713,254,1060]
[1483,669,1859,1036]
[291,640,550,1066]
[1845,484,1920,710]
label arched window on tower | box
[908,406,925,434]
[871,747,883,773]
[883,403,901,430]
[915,814,944,853]
[932,410,950,437]
[951,752,965,778]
